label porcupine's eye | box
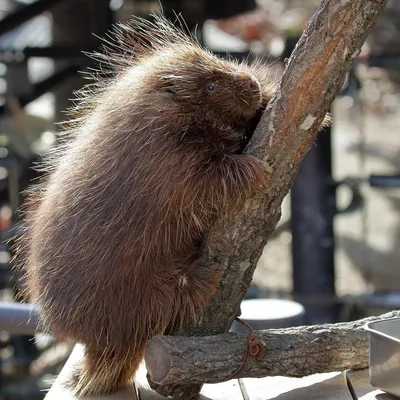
[206,83,216,93]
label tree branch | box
[149,0,388,397]
[146,310,399,387]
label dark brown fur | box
[13,13,333,396]
[13,15,278,397]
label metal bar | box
[0,48,277,65]
[0,302,40,334]
[0,0,69,37]
[291,125,339,324]
[367,53,400,68]
[23,45,89,58]
[369,174,400,188]
[0,45,90,62]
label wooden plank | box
[45,344,244,400]
[239,369,395,400]
[347,369,392,399]
[45,344,139,400]
[240,372,351,400]
[45,344,393,400]
[200,380,244,400]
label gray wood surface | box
[44,344,393,400]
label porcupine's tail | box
[70,345,144,397]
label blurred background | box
[0,0,397,398]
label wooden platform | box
[44,344,396,400]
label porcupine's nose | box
[249,74,262,94]
[239,72,261,92]
[239,72,262,108]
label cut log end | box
[145,336,171,384]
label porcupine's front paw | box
[230,154,273,193]
[251,156,273,189]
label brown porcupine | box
[13,14,328,398]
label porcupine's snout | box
[237,72,263,118]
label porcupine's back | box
[12,21,190,340]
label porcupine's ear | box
[157,74,180,94]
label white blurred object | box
[230,298,305,332]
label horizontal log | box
[145,310,400,386]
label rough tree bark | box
[146,310,399,386]
[148,0,388,398]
